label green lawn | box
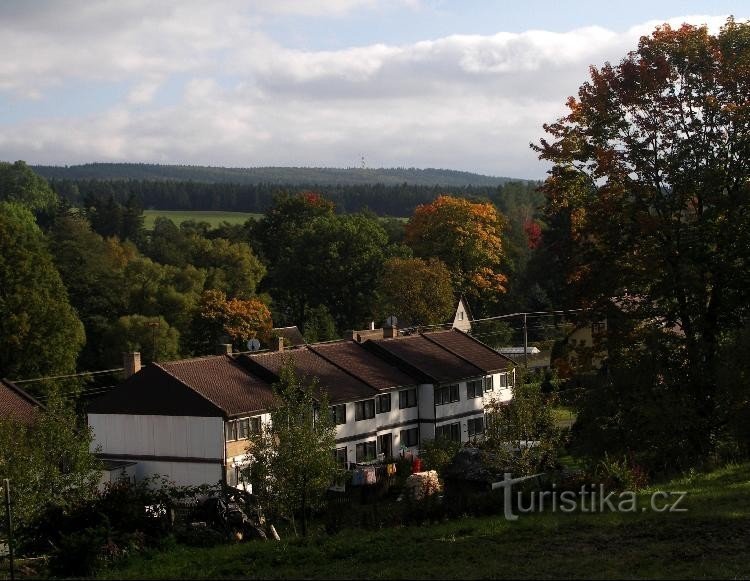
[552,406,577,429]
[143,210,263,229]
[100,462,750,579]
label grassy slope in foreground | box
[102,463,750,580]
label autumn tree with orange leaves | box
[534,17,750,465]
[405,195,507,305]
[189,289,273,354]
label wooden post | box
[3,479,15,581]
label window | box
[237,418,250,439]
[250,417,261,434]
[435,422,461,442]
[376,393,391,414]
[331,404,347,425]
[356,441,377,462]
[225,421,238,441]
[355,400,375,421]
[333,447,348,467]
[400,427,419,448]
[467,379,483,399]
[484,376,494,392]
[498,373,508,389]
[435,384,459,406]
[398,388,417,409]
[377,433,393,458]
[467,416,484,437]
[227,465,242,487]
[592,321,606,335]
[459,310,464,320]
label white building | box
[88,329,515,487]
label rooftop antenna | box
[247,338,261,352]
[147,320,160,362]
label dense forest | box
[32,163,521,187]
[1,160,545,382]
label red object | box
[412,458,422,473]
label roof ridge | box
[159,354,228,366]
[419,332,485,375]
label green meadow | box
[142,210,263,229]
[100,462,750,580]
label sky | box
[0,1,747,179]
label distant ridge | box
[31,163,524,188]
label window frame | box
[435,422,461,442]
[467,416,485,437]
[376,393,392,414]
[355,441,377,462]
[398,388,417,409]
[355,399,376,421]
[331,404,347,425]
[333,446,348,467]
[400,427,419,448]
[467,379,483,399]
[435,384,460,406]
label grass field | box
[143,210,263,229]
[99,462,750,580]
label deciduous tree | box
[0,203,85,380]
[377,257,455,326]
[245,360,336,536]
[533,17,750,458]
[405,195,508,304]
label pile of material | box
[402,470,441,501]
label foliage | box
[0,395,101,531]
[405,195,508,304]
[376,257,455,327]
[592,453,650,492]
[0,202,85,379]
[0,160,58,214]
[245,359,337,536]
[533,17,750,459]
[257,194,392,331]
[190,290,273,354]
[103,315,181,365]
[483,381,563,476]
[420,437,463,475]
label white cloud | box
[0,5,744,177]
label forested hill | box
[32,163,522,187]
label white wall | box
[89,413,224,459]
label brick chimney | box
[276,336,285,352]
[123,352,142,378]
[217,343,233,356]
[383,325,398,339]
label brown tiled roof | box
[241,348,377,404]
[158,356,276,417]
[309,341,418,391]
[421,329,514,373]
[89,364,226,417]
[366,334,483,383]
[0,379,41,425]
[89,356,275,418]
